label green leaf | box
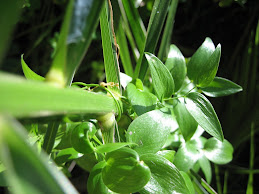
[188,38,221,87]
[0,72,117,117]
[87,161,114,194]
[102,147,151,193]
[0,115,78,194]
[173,99,198,141]
[203,137,234,164]
[180,171,195,194]
[100,1,121,93]
[198,155,212,184]
[145,53,174,100]
[55,148,83,165]
[21,55,45,81]
[126,82,157,115]
[66,0,105,85]
[95,142,136,154]
[121,0,146,52]
[201,77,243,97]
[134,0,172,80]
[185,92,224,141]
[165,45,187,92]
[140,154,190,194]
[156,150,176,162]
[173,140,201,172]
[126,109,175,155]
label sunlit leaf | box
[95,142,136,154]
[145,53,174,100]
[201,77,243,97]
[203,137,234,164]
[185,92,224,141]
[165,45,186,92]
[55,148,83,165]
[140,154,189,194]
[198,155,212,184]
[180,171,195,194]
[126,109,175,155]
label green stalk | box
[42,122,60,155]
[214,164,222,194]
[157,0,179,60]
[246,122,255,194]
[223,170,229,194]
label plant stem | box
[223,170,229,194]
[42,122,59,155]
[214,164,222,194]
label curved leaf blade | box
[140,154,189,194]
[95,142,136,154]
[201,77,243,97]
[145,53,174,100]
[21,55,45,81]
[126,109,174,155]
[165,45,186,92]
[203,137,234,164]
[185,92,224,141]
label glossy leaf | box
[55,148,83,165]
[95,142,135,154]
[145,53,174,100]
[0,72,116,117]
[87,161,114,194]
[140,154,189,194]
[173,140,201,172]
[187,37,220,87]
[180,171,195,194]
[76,153,98,172]
[165,45,186,92]
[185,92,224,141]
[156,150,175,162]
[0,115,78,194]
[201,77,243,97]
[21,55,45,81]
[126,82,157,115]
[126,109,175,155]
[203,137,234,164]
[173,99,198,141]
[198,155,212,184]
[102,147,151,193]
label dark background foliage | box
[1,0,258,193]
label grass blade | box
[0,72,117,118]
[134,0,172,80]
[100,1,121,93]
[0,115,79,194]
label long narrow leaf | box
[0,115,79,194]
[0,72,117,117]
[100,1,121,93]
[134,0,172,80]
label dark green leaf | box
[198,155,212,184]
[0,72,116,117]
[87,161,114,194]
[135,0,172,80]
[21,55,45,81]
[95,142,136,154]
[180,171,195,194]
[140,154,189,194]
[165,45,186,92]
[188,38,221,87]
[145,52,174,100]
[76,153,98,172]
[102,147,151,193]
[126,82,157,115]
[201,77,243,97]
[126,109,175,155]
[173,99,198,141]
[203,137,234,164]
[0,115,78,194]
[55,148,83,165]
[173,140,201,172]
[185,92,224,141]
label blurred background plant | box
[0,0,258,193]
